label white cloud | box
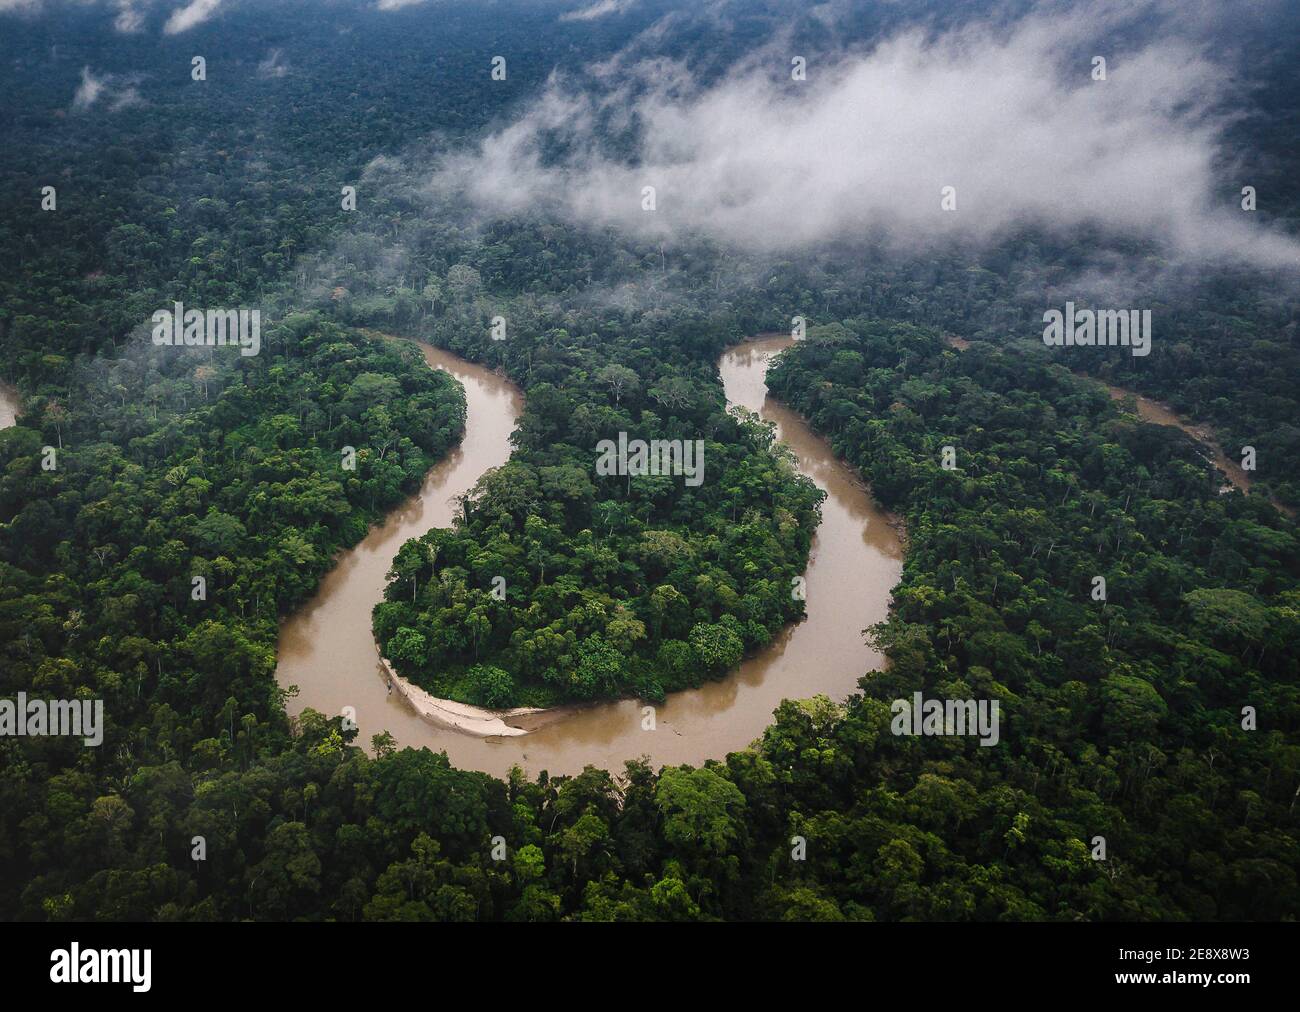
[432,0,1300,270]
[108,83,142,110]
[72,65,144,112]
[73,65,107,109]
[257,47,290,78]
[163,0,221,35]
[562,0,638,22]
[0,0,213,33]
[113,0,146,33]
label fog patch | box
[72,66,143,112]
[562,0,639,22]
[257,47,290,78]
[164,0,222,35]
[430,0,1299,271]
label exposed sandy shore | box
[379,656,548,738]
[0,382,20,429]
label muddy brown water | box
[943,336,1275,507]
[1102,385,1253,493]
[276,335,903,778]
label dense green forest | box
[0,0,1296,921]
[767,322,1299,919]
[373,352,823,706]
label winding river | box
[276,335,903,778]
[943,335,1281,509]
[1102,385,1253,494]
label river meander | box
[276,335,904,777]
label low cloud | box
[163,0,221,34]
[0,0,220,33]
[562,0,639,22]
[432,0,1299,270]
[113,0,145,32]
[72,66,107,109]
[108,83,142,110]
[257,47,290,78]
[73,65,144,112]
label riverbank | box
[278,333,902,777]
[378,656,548,737]
[942,335,1292,516]
[0,382,20,429]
